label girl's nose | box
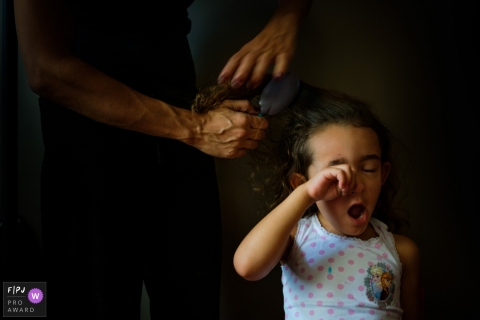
[350,173,365,194]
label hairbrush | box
[254,72,300,116]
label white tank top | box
[281,215,403,319]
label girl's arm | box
[13,0,268,159]
[234,165,353,281]
[234,184,314,281]
[393,234,422,320]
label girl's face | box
[306,124,390,240]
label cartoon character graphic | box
[364,263,396,308]
[370,266,384,299]
[380,272,393,300]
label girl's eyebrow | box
[327,154,381,167]
[362,154,381,161]
[327,158,346,166]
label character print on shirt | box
[364,262,395,308]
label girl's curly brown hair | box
[191,76,272,114]
[192,78,409,233]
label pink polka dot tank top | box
[281,216,402,319]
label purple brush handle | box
[258,73,300,116]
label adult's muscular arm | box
[13,0,268,158]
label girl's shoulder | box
[392,234,420,255]
[392,234,422,319]
[392,233,420,272]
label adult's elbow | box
[24,63,51,96]
[21,53,62,97]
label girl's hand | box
[304,165,356,202]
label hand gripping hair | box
[192,73,301,117]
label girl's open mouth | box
[347,204,365,219]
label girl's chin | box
[319,210,372,238]
[339,214,372,239]
[348,210,369,226]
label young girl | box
[193,78,421,319]
[228,82,422,319]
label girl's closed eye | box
[361,160,381,173]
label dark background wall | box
[1,1,477,319]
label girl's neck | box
[316,213,379,241]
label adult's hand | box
[217,0,312,90]
[184,99,268,158]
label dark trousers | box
[39,98,222,319]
